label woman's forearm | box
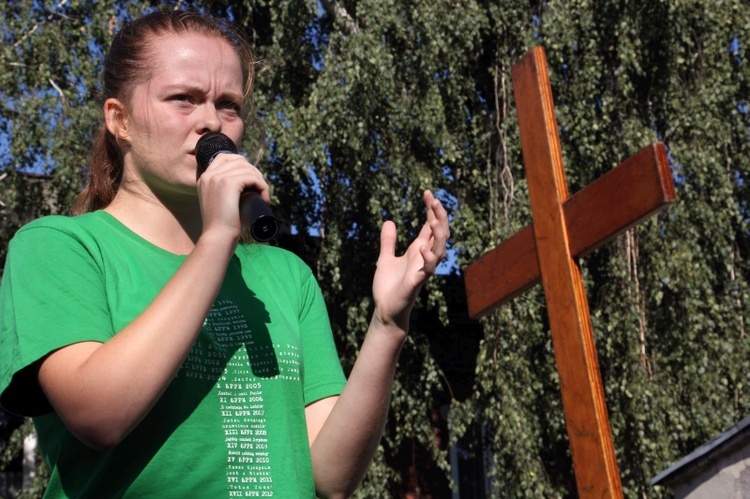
[310,318,407,498]
[38,230,237,450]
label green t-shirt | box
[0,211,347,498]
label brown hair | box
[72,9,258,214]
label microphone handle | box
[240,190,279,242]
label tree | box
[1,0,749,497]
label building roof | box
[651,414,750,486]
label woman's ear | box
[104,98,130,144]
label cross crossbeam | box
[465,143,673,318]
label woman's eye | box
[220,101,242,113]
[171,94,192,103]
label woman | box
[0,9,449,498]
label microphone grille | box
[195,132,239,173]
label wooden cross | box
[464,46,675,497]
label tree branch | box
[0,172,8,208]
[48,77,70,118]
[13,0,70,48]
[320,0,360,36]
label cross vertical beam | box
[512,47,622,495]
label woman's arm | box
[38,230,236,450]
[307,190,450,498]
[38,152,268,450]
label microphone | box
[195,132,279,242]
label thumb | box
[379,220,397,261]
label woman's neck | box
[104,188,203,255]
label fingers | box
[196,154,271,238]
[198,153,271,204]
[377,191,453,277]
[421,190,450,265]
[423,190,439,226]
[394,191,447,276]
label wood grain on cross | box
[464,47,675,497]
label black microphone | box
[195,132,279,242]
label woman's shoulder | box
[16,211,108,235]
[11,211,114,250]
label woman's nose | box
[198,104,221,133]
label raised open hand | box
[372,190,450,331]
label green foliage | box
[0,418,48,498]
[1,0,749,497]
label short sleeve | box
[297,269,347,405]
[0,223,115,416]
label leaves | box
[1,0,750,496]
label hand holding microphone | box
[195,132,279,242]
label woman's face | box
[115,32,245,201]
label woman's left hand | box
[372,190,450,332]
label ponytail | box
[71,124,122,214]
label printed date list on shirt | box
[179,298,302,497]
